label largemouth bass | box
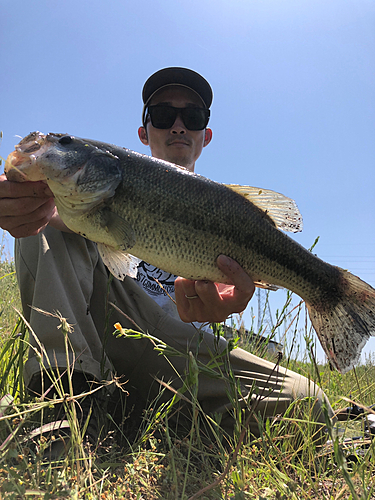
[5,132,375,373]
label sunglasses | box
[145,105,210,131]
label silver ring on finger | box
[185,294,199,300]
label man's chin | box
[165,153,193,169]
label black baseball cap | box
[142,67,213,112]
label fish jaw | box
[5,132,90,184]
[5,132,123,207]
[5,132,49,182]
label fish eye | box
[59,135,73,145]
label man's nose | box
[170,113,186,134]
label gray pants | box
[15,226,333,437]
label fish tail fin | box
[307,270,375,373]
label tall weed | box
[0,231,374,498]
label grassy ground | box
[0,234,375,499]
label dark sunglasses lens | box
[148,106,210,130]
[149,106,176,129]
[181,108,209,130]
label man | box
[136,68,254,325]
[0,67,333,451]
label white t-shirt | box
[134,261,211,331]
[134,261,180,319]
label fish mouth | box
[15,131,46,155]
[13,132,66,158]
[5,132,49,182]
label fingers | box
[1,198,57,238]
[0,175,56,237]
[0,175,51,198]
[0,193,54,218]
[175,277,221,323]
[175,256,255,324]
[216,255,255,310]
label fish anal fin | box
[226,184,303,233]
[253,280,280,292]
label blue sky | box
[1,0,374,362]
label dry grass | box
[0,232,375,499]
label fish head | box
[6,132,96,183]
[5,132,48,182]
[5,132,123,201]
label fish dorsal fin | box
[225,184,303,233]
[97,244,141,280]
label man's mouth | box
[167,139,191,147]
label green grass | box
[0,231,375,499]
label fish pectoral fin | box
[97,243,141,280]
[225,184,303,233]
[101,210,136,249]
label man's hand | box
[175,255,255,323]
[0,173,58,238]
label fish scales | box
[110,152,340,301]
[5,132,375,373]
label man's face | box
[138,86,212,172]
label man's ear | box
[203,128,213,148]
[138,126,149,145]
